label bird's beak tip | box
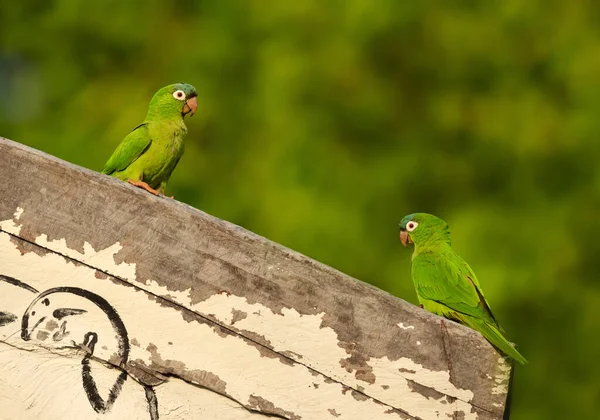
[183,96,198,117]
[399,230,409,248]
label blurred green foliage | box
[2,1,599,418]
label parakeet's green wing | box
[413,250,527,364]
[413,250,499,327]
[102,123,152,175]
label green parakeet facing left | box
[102,83,198,196]
[399,213,527,364]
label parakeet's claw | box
[158,187,175,199]
[127,179,160,195]
[418,304,424,309]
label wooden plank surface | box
[0,137,510,419]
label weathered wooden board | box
[0,137,511,419]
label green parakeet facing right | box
[399,213,527,364]
[102,83,198,196]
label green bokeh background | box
[2,1,598,418]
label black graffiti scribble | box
[3,279,159,420]
[53,308,88,320]
[0,274,35,328]
[145,384,159,420]
[80,331,129,413]
[22,287,132,414]
[0,311,17,327]
[0,274,39,293]
[52,320,69,341]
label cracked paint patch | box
[340,353,376,384]
[406,379,446,400]
[14,207,24,220]
[0,207,24,235]
[174,292,342,365]
[142,279,191,303]
[230,309,248,325]
[35,234,137,281]
[491,358,510,396]
[1,208,135,282]
[146,342,229,394]
[328,408,341,417]
[368,356,477,419]
[248,395,300,420]
[384,408,413,419]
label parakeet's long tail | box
[457,314,528,365]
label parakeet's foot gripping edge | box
[127,179,160,195]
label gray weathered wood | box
[0,137,511,419]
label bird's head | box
[399,213,451,248]
[146,83,198,120]
[21,291,87,342]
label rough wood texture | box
[0,137,511,419]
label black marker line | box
[144,385,159,420]
[22,287,129,362]
[53,308,88,320]
[82,357,128,413]
[0,274,38,293]
[22,287,131,414]
[0,311,17,327]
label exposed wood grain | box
[0,137,511,419]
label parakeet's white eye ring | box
[173,90,186,101]
[406,221,418,232]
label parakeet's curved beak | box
[399,229,413,247]
[182,96,198,117]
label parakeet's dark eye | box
[406,221,418,232]
[173,90,186,101]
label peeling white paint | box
[491,385,507,396]
[194,293,332,356]
[491,358,511,396]
[0,209,136,281]
[0,229,404,419]
[143,279,191,303]
[139,284,477,419]
[368,356,476,419]
[0,208,500,420]
[497,358,511,373]
[34,234,137,280]
[0,206,24,235]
